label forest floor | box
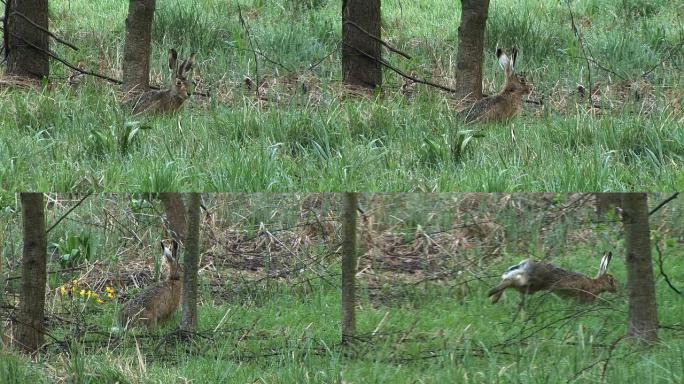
[0,0,682,191]
[1,193,684,383]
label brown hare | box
[118,241,183,329]
[458,47,532,123]
[487,252,617,304]
[126,49,196,115]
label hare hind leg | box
[488,280,514,303]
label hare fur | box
[488,252,617,304]
[125,49,196,115]
[458,47,532,123]
[118,241,183,328]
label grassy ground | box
[0,0,682,191]
[1,193,683,383]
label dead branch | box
[642,38,684,78]
[46,192,93,234]
[566,1,594,104]
[342,41,458,94]
[237,3,259,100]
[9,10,78,51]
[343,20,412,60]
[649,193,678,216]
[655,242,682,296]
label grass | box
[0,0,682,191]
[2,265,684,383]
[2,193,684,383]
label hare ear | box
[599,252,612,275]
[510,46,518,71]
[180,52,196,74]
[497,48,511,75]
[168,49,178,72]
[171,240,179,260]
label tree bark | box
[5,0,49,79]
[14,193,47,352]
[342,0,382,88]
[341,192,358,344]
[622,193,658,344]
[160,193,188,243]
[454,0,490,101]
[122,0,156,94]
[181,193,200,332]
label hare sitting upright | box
[487,252,617,304]
[458,47,532,123]
[126,49,196,115]
[118,241,183,329]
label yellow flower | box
[79,289,86,297]
[96,299,105,304]
[60,286,67,296]
[86,290,92,299]
[91,291,98,298]
[106,286,115,294]
[107,292,114,299]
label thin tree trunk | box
[14,193,47,352]
[122,0,156,94]
[622,193,658,344]
[160,193,187,243]
[5,0,49,79]
[454,0,490,101]
[341,192,358,344]
[342,0,382,88]
[181,193,200,332]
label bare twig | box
[9,10,78,50]
[601,335,626,383]
[46,192,93,234]
[10,32,122,84]
[237,3,259,99]
[566,1,593,102]
[343,20,412,60]
[649,193,678,216]
[642,38,684,78]
[655,242,682,295]
[342,41,458,94]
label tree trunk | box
[342,0,382,88]
[181,193,200,332]
[622,193,658,344]
[160,193,187,243]
[341,192,358,344]
[5,0,49,79]
[14,193,47,352]
[122,0,156,94]
[454,0,490,101]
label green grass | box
[0,0,682,191]
[2,193,684,383]
[3,266,684,383]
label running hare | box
[126,49,196,114]
[488,252,617,304]
[458,47,532,123]
[118,241,183,328]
